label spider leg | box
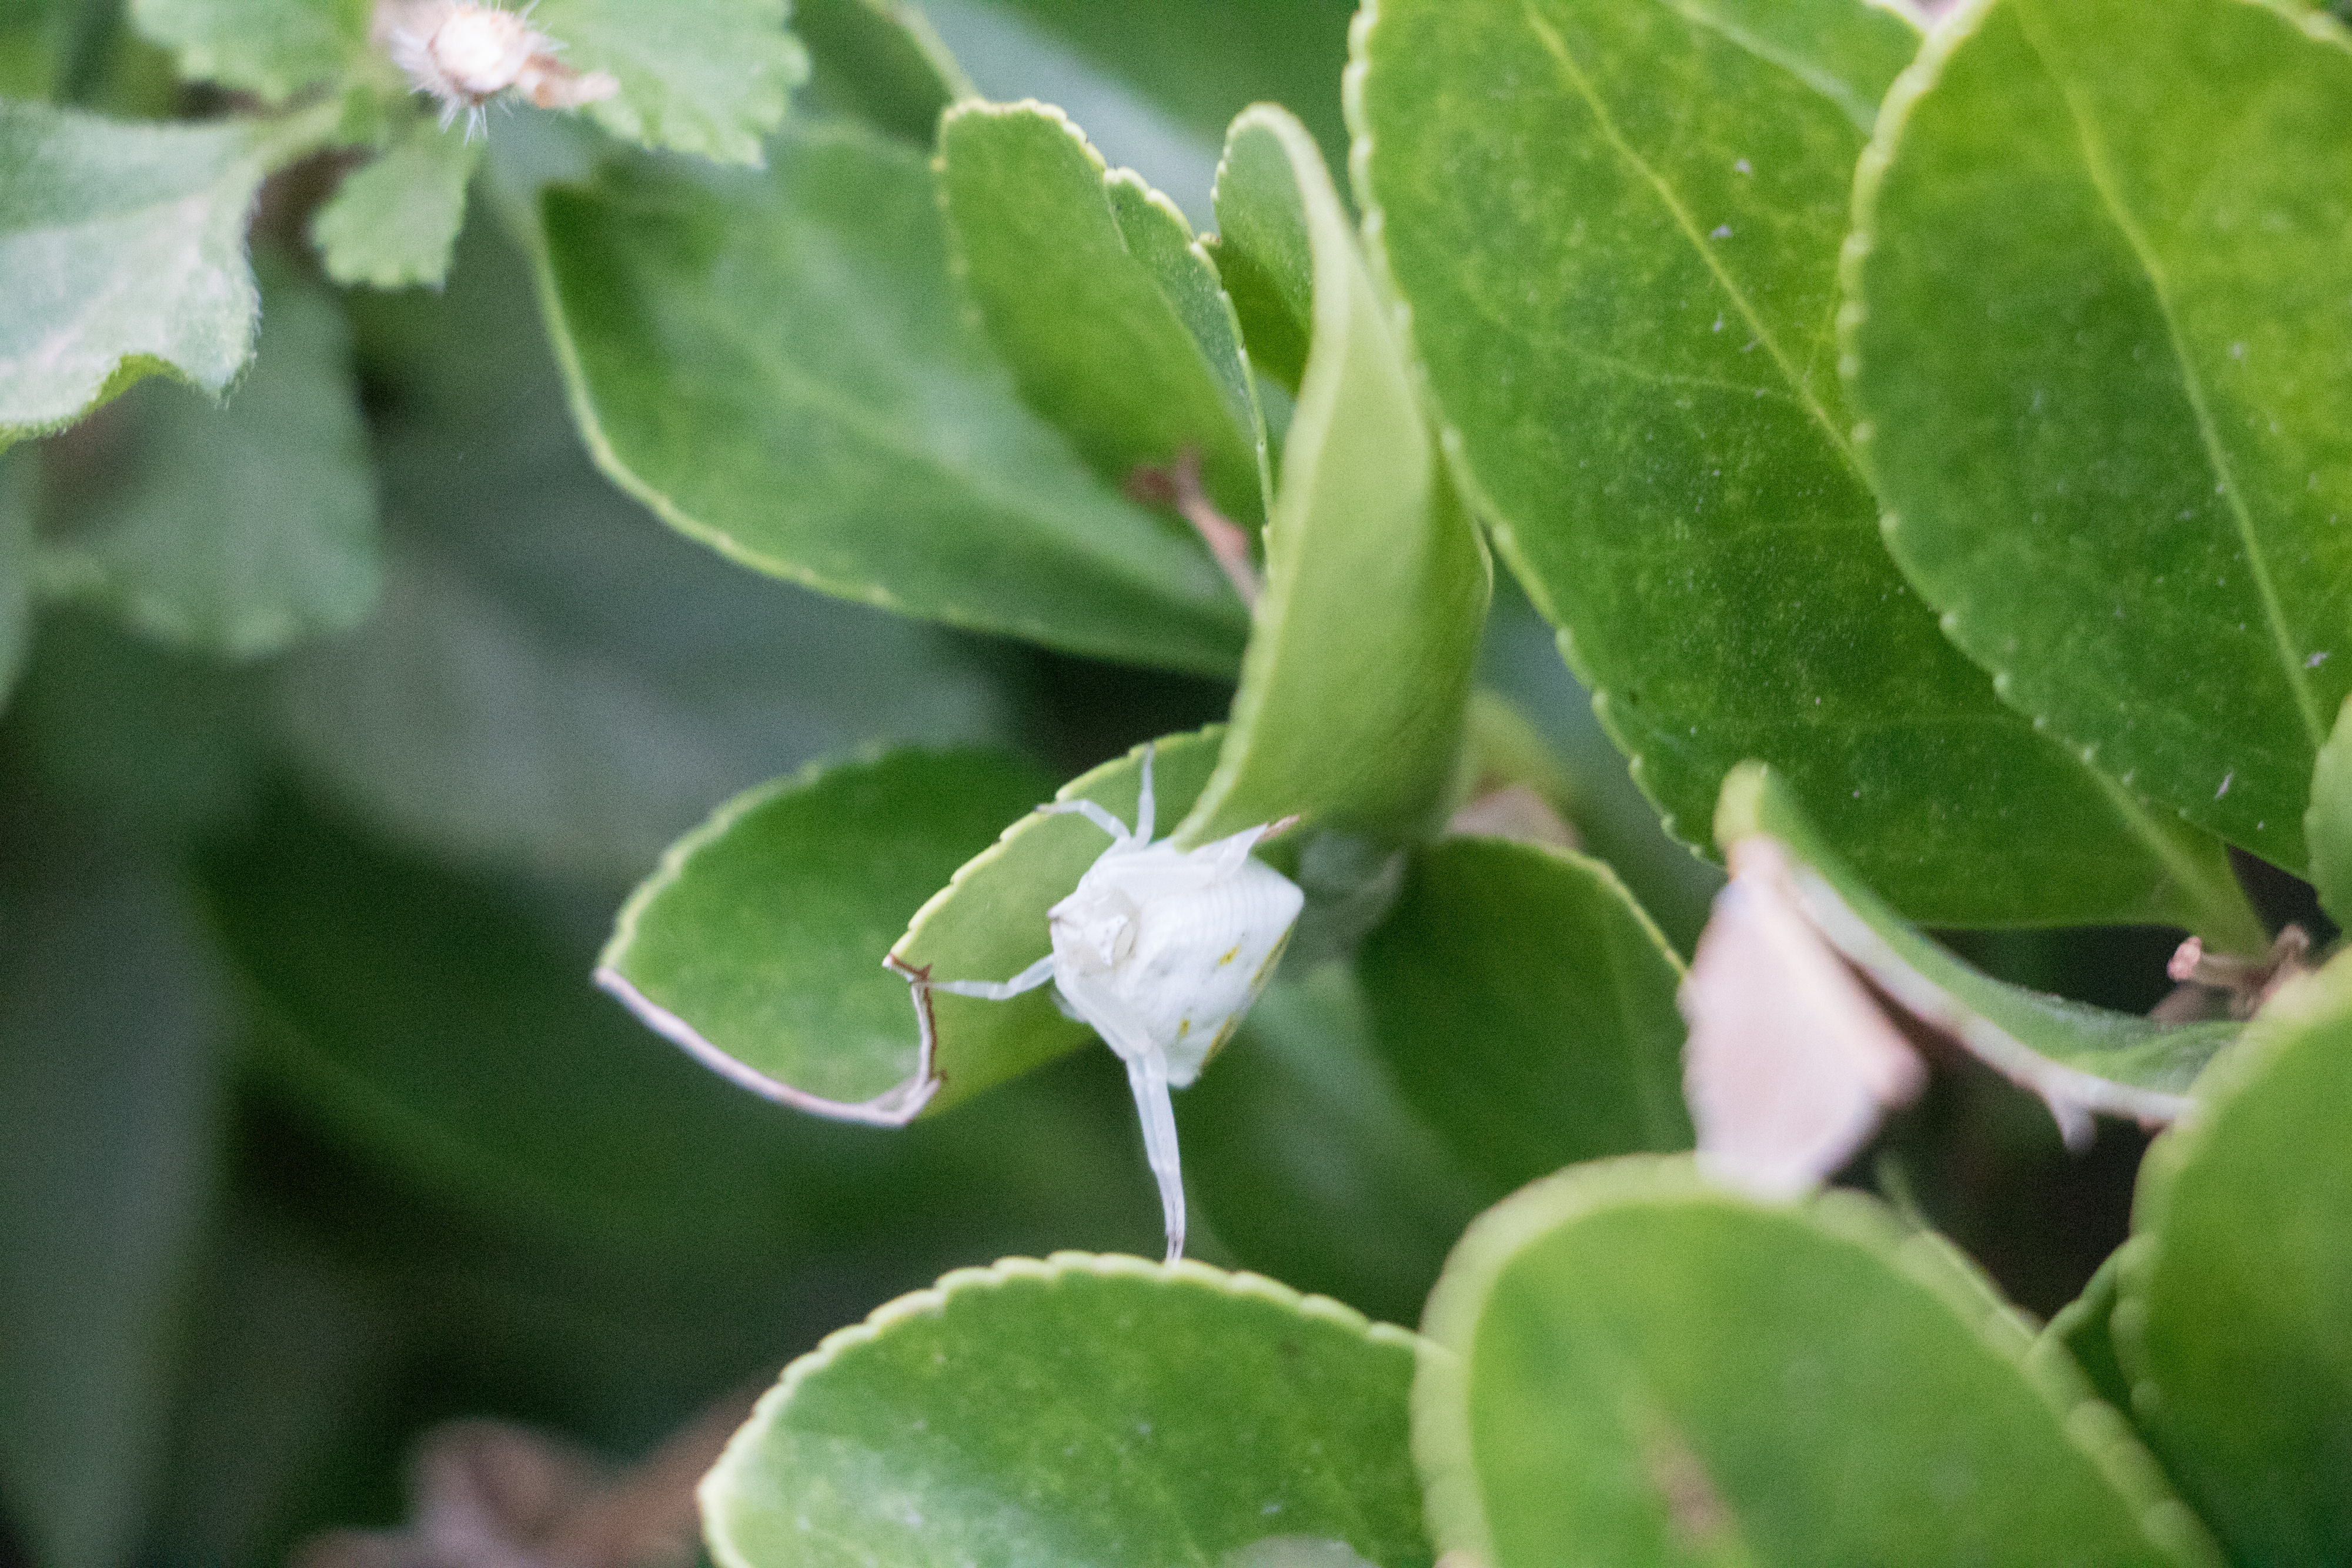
[929,954,1056,1001]
[1133,743,1157,845]
[1036,798,1131,842]
[1121,1045,1187,1264]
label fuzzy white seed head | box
[380,1,616,134]
[429,7,534,96]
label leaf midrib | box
[1516,0,1862,479]
[2012,0,2326,749]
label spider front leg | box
[1033,743,1157,845]
[1121,1043,1186,1264]
[927,954,1057,1001]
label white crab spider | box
[930,747,1303,1263]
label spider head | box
[1048,883,1142,975]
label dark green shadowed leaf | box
[309,116,481,289]
[1844,0,2352,875]
[34,268,379,658]
[981,0,1357,185]
[202,790,1156,1262]
[128,0,366,100]
[937,100,1266,529]
[703,1255,1431,1568]
[0,815,232,1568]
[0,102,311,440]
[2116,947,2352,1563]
[0,456,27,711]
[887,728,1224,1115]
[536,124,1249,674]
[1415,1158,2215,1567]
[1350,0,2242,930]
[1175,107,1488,851]
[598,747,1055,1125]
[1182,962,1489,1327]
[532,0,807,166]
[1358,835,1690,1200]
[1716,763,2249,1129]
[794,0,970,144]
[2305,694,2352,928]
[296,206,1011,885]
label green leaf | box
[2305,695,2352,928]
[1416,1158,2214,1567]
[978,0,1356,187]
[1175,106,1488,851]
[1358,836,1690,1200]
[1716,762,2249,1131]
[2032,1243,2135,1416]
[938,100,1267,528]
[599,746,1061,1123]
[127,0,365,100]
[793,0,970,145]
[703,1255,1429,1568]
[1351,0,2241,930]
[34,266,379,658]
[1181,962,1489,1328]
[0,102,279,440]
[532,0,806,165]
[1205,106,1311,396]
[1478,586,1725,955]
[2116,946,2352,1562]
[1845,0,2352,877]
[292,210,1017,884]
[309,115,481,289]
[536,124,1248,674]
[0,817,231,1568]
[203,789,1159,1260]
[0,454,28,711]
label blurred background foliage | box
[0,0,2270,1562]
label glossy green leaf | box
[2116,946,2352,1562]
[703,1254,1429,1568]
[2304,696,2352,928]
[0,102,302,440]
[1717,763,2249,1131]
[600,747,1060,1124]
[536,125,1247,674]
[1359,836,1690,1201]
[35,268,379,658]
[128,0,365,100]
[1416,1157,2214,1567]
[532,0,806,165]
[794,0,969,145]
[1182,962,1488,1328]
[938,100,1266,528]
[1351,0,2241,930]
[1176,106,1488,851]
[291,209,1015,884]
[883,728,1225,1115]
[309,115,480,289]
[1845,0,2352,877]
[0,817,230,1568]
